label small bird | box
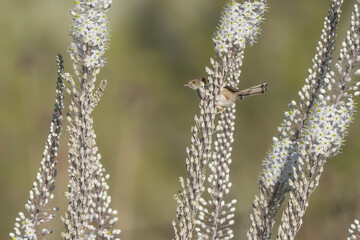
[182,77,268,110]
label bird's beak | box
[182,83,189,87]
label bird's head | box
[182,77,206,90]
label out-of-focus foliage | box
[0,0,359,239]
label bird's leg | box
[216,106,225,113]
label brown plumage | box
[182,77,268,109]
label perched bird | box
[182,77,268,110]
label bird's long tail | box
[237,83,268,100]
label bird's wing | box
[224,85,239,93]
[222,89,232,100]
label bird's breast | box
[217,94,235,108]
[196,89,206,99]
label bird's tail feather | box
[237,83,268,100]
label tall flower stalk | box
[172,54,224,240]
[248,0,360,239]
[247,0,343,238]
[9,55,65,240]
[173,1,267,239]
[277,0,360,238]
[196,2,266,239]
[248,0,343,237]
[10,1,121,239]
[60,0,120,239]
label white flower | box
[262,96,356,187]
[100,229,114,240]
[21,218,34,230]
[214,0,266,53]
[24,227,37,240]
[69,0,112,69]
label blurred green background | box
[1,0,360,239]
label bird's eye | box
[192,81,195,84]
